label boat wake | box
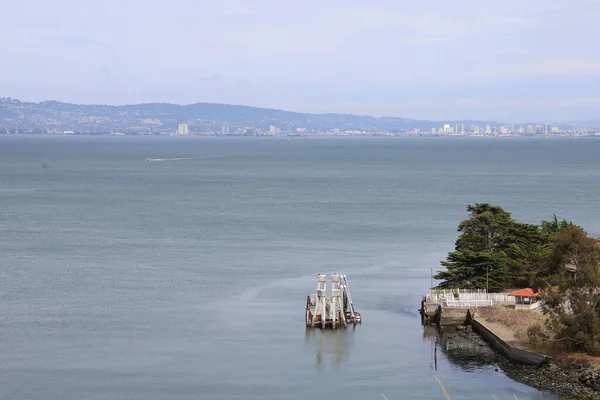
[145,157,200,162]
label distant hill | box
[0,97,500,134]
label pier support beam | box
[307,273,360,329]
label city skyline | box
[2,1,600,122]
[1,97,597,137]
[2,96,598,127]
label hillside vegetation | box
[435,203,600,355]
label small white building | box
[508,288,541,310]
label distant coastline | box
[1,97,596,137]
[1,132,598,138]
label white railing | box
[487,293,515,303]
[445,299,493,308]
[425,288,516,305]
[457,293,515,303]
[425,293,456,303]
[427,288,488,296]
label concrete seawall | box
[420,299,440,325]
[468,311,548,366]
[439,306,470,326]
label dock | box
[306,273,361,329]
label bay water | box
[2,136,599,400]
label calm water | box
[1,136,599,400]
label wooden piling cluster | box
[306,273,361,329]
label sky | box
[2,0,600,122]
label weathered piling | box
[306,273,361,329]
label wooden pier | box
[306,274,361,329]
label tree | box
[454,203,515,253]
[435,250,508,290]
[540,225,600,355]
[504,222,553,287]
[540,214,573,237]
[434,203,516,290]
[435,203,554,290]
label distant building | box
[220,125,229,135]
[178,123,189,135]
[269,125,277,134]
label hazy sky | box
[2,0,600,122]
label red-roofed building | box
[508,288,541,310]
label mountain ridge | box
[0,97,506,134]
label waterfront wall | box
[438,306,470,326]
[468,311,548,366]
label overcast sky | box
[2,0,600,122]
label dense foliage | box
[435,203,600,355]
[434,203,553,290]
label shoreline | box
[448,326,600,397]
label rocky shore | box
[453,327,600,398]
[500,356,600,398]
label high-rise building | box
[220,125,229,135]
[178,123,189,135]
